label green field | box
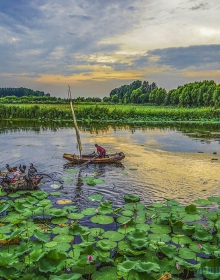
[0,103,220,123]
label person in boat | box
[95,144,106,158]
[10,167,20,182]
[19,164,26,173]
[5,164,13,173]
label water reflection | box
[0,120,220,207]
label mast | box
[68,86,82,157]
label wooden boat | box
[63,151,125,164]
[64,87,125,165]
[0,173,43,192]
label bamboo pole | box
[68,86,82,157]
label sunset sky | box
[1,0,220,98]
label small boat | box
[63,151,125,164]
[0,173,43,192]
[64,87,125,166]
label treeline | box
[0,87,49,97]
[103,80,220,107]
[103,80,157,104]
[0,87,102,104]
[0,95,102,104]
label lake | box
[1,121,220,208]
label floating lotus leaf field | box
[1,186,220,280]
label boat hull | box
[63,152,125,164]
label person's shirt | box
[97,145,105,153]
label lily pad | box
[194,199,212,205]
[50,192,61,196]
[124,195,140,203]
[68,213,84,220]
[50,184,62,189]
[102,231,124,241]
[45,241,58,248]
[88,194,103,201]
[53,235,74,243]
[90,215,114,225]
[57,199,72,205]
[92,266,118,280]
[66,169,78,174]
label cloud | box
[0,0,220,97]
[132,45,220,70]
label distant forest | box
[0,87,102,104]
[103,80,220,107]
[1,80,220,107]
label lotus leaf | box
[54,242,71,252]
[66,169,78,174]
[92,266,118,280]
[152,202,164,208]
[185,204,197,214]
[118,240,146,256]
[49,273,82,280]
[0,204,9,214]
[208,196,220,203]
[45,241,58,248]
[87,180,96,186]
[56,199,72,205]
[0,191,7,196]
[33,230,50,243]
[32,191,49,199]
[0,252,19,266]
[178,247,196,259]
[194,199,212,205]
[90,215,114,225]
[52,226,69,235]
[117,216,132,224]
[118,260,160,274]
[193,228,213,241]
[8,193,20,198]
[51,217,68,224]
[88,194,103,201]
[50,184,62,189]
[136,223,150,231]
[90,228,104,236]
[81,176,94,181]
[124,195,140,203]
[182,213,201,222]
[102,230,124,241]
[0,267,21,279]
[25,196,39,204]
[164,199,179,206]
[96,239,117,250]
[172,235,192,245]
[68,213,84,219]
[62,205,78,212]
[46,208,67,217]
[150,224,171,234]
[61,176,73,183]
[50,192,61,196]
[159,244,177,258]
[38,250,66,273]
[81,207,97,215]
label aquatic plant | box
[1,189,220,279]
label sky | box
[0,0,220,98]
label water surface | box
[1,121,220,208]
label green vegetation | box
[0,104,220,124]
[1,80,220,108]
[105,80,220,108]
[1,179,220,279]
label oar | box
[80,155,99,167]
